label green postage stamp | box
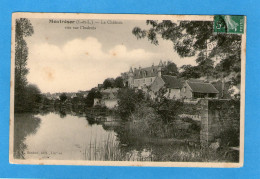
[214,15,245,34]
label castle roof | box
[133,66,160,79]
[187,81,219,94]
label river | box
[13,110,205,162]
[13,111,156,161]
[13,106,241,163]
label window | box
[193,92,206,99]
[209,93,217,98]
[169,89,171,93]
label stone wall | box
[199,99,240,147]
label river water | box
[13,111,155,161]
[13,111,238,162]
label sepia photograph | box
[9,13,245,167]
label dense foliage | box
[59,93,67,103]
[85,88,102,107]
[116,88,145,119]
[102,76,124,89]
[15,18,42,112]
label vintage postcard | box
[9,13,246,167]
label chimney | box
[158,66,162,77]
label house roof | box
[100,88,119,93]
[187,81,219,94]
[162,75,182,89]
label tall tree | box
[24,84,41,112]
[114,76,124,88]
[162,61,179,76]
[102,78,115,89]
[15,18,34,112]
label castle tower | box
[158,60,163,77]
[128,67,134,88]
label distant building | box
[149,75,182,100]
[127,60,166,89]
[181,80,219,99]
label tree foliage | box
[22,84,41,112]
[85,88,102,107]
[102,76,125,89]
[59,93,67,103]
[102,78,115,89]
[114,76,124,88]
[162,61,179,76]
[117,88,145,119]
[15,18,35,112]
[179,65,201,79]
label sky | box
[25,18,197,93]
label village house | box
[94,87,119,109]
[181,80,219,99]
[149,75,182,100]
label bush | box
[117,88,145,120]
[130,105,165,137]
[219,128,239,147]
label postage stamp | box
[214,15,245,34]
[9,13,246,167]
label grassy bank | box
[83,132,238,162]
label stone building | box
[128,60,165,89]
[127,61,220,101]
[181,80,219,99]
[149,75,182,100]
[127,60,183,100]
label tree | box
[132,20,242,85]
[179,65,201,79]
[114,76,124,88]
[59,93,67,103]
[23,84,41,112]
[102,78,115,89]
[85,88,102,107]
[15,18,34,112]
[162,61,179,76]
[117,88,145,119]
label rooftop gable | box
[187,81,219,94]
[133,66,160,79]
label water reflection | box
[14,111,200,162]
[14,112,117,160]
[14,113,41,159]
